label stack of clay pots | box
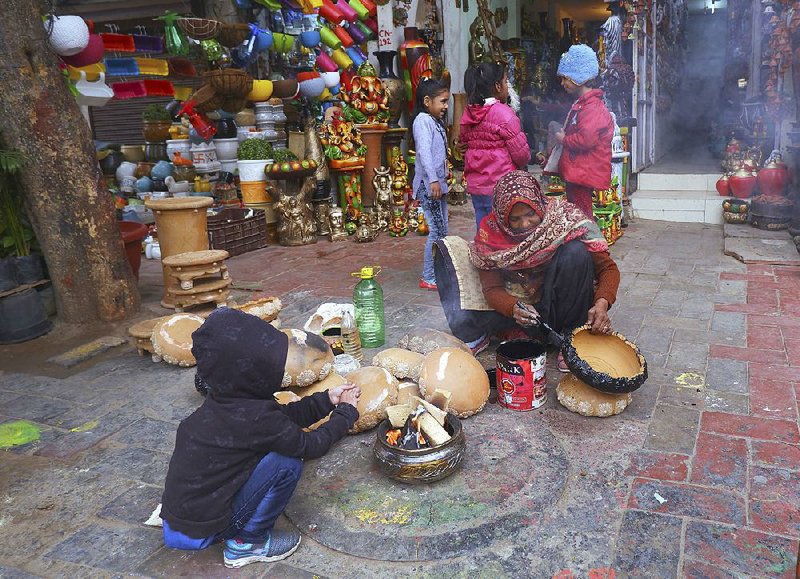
[254,101,278,144]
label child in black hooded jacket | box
[160,307,360,568]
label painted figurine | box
[388,208,409,237]
[372,166,392,230]
[328,206,348,242]
[354,213,376,242]
[341,62,390,127]
[389,146,409,207]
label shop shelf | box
[133,34,164,53]
[104,57,140,76]
[100,33,135,52]
[135,58,169,76]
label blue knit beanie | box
[557,44,600,85]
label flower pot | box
[240,180,270,204]
[247,79,274,102]
[216,118,238,139]
[271,79,298,99]
[165,140,192,163]
[715,174,731,196]
[115,161,137,183]
[142,120,172,142]
[376,50,404,128]
[0,258,19,292]
[0,289,53,344]
[98,149,124,177]
[15,254,45,284]
[237,159,270,182]
[757,164,789,197]
[213,137,239,161]
[118,221,148,279]
[728,169,757,199]
[121,145,145,163]
[45,15,89,56]
[151,160,174,180]
[144,142,168,162]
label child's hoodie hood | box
[461,102,493,127]
[191,307,288,401]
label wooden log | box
[429,389,452,412]
[385,403,412,428]
[418,412,450,446]
[411,395,447,426]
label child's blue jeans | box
[418,183,448,285]
[470,194,493,231]
[163,452,304,549]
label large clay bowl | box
[561,325,647,394]
[372,416,465,484]
[271,79,298,99]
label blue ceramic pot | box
[151,160,173,180]
[300,30,321,48]
[134,176,153,193]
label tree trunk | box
[0,0,140,322]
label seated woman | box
[433,171,620,370]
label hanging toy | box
[178,101,217,141]
[157,11,190,56]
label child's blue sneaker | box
[223,531,301,568]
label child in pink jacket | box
[460,62,531,230]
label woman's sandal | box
[556,351,570,373]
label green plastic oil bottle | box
[351,266,384,348]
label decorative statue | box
[388,208,409,237]
[601,3,623,68]
[341,62,390,127]
[601,52,635,120]
[372,166,392,230]
[354,213,376,242]
[389,146,410,207]
[447,170,468,205]
[304,113,329,183]
[328,206,348,242]
[468,17,488,67]
[319,111,367,169]
[275,192,317,246]
[416,211,430,235]
[407,210,419,232]
[314,202,331,236]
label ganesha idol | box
[319,112,366,170]
[341,62,390,129]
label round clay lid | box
[151,313,205,367]
[419,347,490,418]
[128,316,170,339]
[145,196,213,211]
[162,249,229,267]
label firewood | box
[385,403,412,428]
[411,395,447,426]
[397,381,421,405]
[417,412,451,446]
[429,389,452,412]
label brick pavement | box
[0,207,798,578]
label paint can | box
[495,339,547,411]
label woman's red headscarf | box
[470,171,608,271]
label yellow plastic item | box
[67,63,105,82]
[135,58,170,76]
[246,79,273,102]
[174,86,193,101]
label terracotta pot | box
[399,27,431,113]
[376,50,405,128]
[142,120,172,142]
[715,174,731,196]
[728,169,757,199]
[757,163,789,197]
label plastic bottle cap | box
[352,265,381,279]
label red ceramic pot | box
[61,33,104,67]
[757,164,789,197]
[728,169,757,199]
[716,175,731,197]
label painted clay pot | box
[757,162,789,197]
[399,27,431,113]
[715,174,731,197]
[728,167,757,199]
[143,121,172,142]
[372,415,465,484]
[376,50,405,128]
[561,325,647,394]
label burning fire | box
[386,407,429,449]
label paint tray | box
[68,63,105,82]
[133,34,164,53]
[142,79,175,97]
[135,58,169,76]
[101,33,136,52]
[168,58,197,77]
[112,80,146,99]
[104,57,140,76]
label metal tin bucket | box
[496,339,547,411]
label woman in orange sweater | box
[433,171,619,370]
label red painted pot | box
[716,175,731,197]
[757,164,789,197]
[118,220,148,279]
[728,170,757,199]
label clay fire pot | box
[757,162,789,197]
[715,174,731,197]
[372,415,466,484]
[728,168,757,199]
[561,325,647,394]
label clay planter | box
[728,169,757,199]
[561,325,648,394]
[372,416,465,484]
[757,163,789,197]
[143,121,172,142]
[715,174,731,197]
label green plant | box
[0,149,34,258]
[142,104,172,123]
[237,138,274,160]
[271,149,297,163]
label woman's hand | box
[429,181,443,200]
[555,130,565,144]
[587,298,611,334]
[329,383,360,406]
[513,301,540,327]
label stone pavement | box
[1,205,799,578]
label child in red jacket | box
[554,44,614,218]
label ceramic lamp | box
[46,15,90,56]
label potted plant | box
[236,138,273,204]
[142,103,173,142]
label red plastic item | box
[118,221,148,279]
[168,57,197,77]
[179,101,216,141]
[111,81,146,99]
[715,176,731,197]
[86,20,95,34]
[318,0,345,25]
[100,33,136,52]
[60,34,104,67]
[143,79,175,97]
[364,17,378,36]
[360,0,377,16]
[333,25,354,48]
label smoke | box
[508,84,521,113]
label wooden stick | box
[418,412,450,446]
[385,403,412,428]
[411,395,447,426]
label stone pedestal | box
[359,126,388,207]
[144,196,213,308]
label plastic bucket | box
[240,181,269,204]
[495,339,547,411]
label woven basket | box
[722,211,748,224]
[217,23,250,47]
[177,18,221,40]
[205,69,253,98]
[219,95,248,114]
[190,84,225,113]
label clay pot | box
[757,162,789,197]
[715,174,731,197]
[376,50,405,128]
[272,79,299,99]
[728,168,757,199]
[143,121,172,142]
